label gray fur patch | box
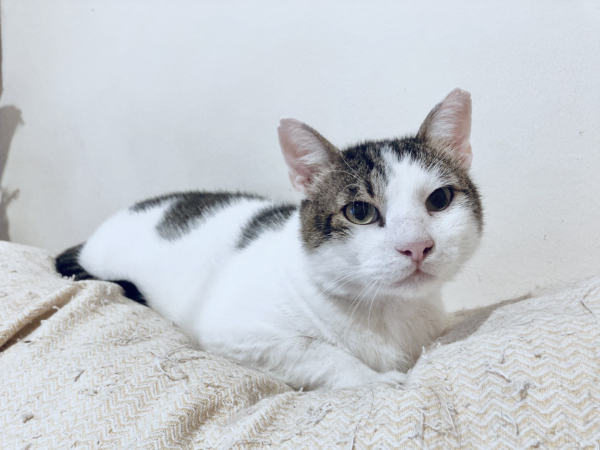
[236,204,297,249]
[132,191,264,240]
[300,142,386,250]
[55,243,94,281]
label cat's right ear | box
[278,119,339,193]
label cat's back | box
[75,191,297,306]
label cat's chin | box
[387,270,440,299]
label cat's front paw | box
[374,370,407,387]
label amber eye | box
[343,201,379,225]
[426,187,454,212]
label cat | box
[56,88,482,391]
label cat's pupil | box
[352,202,369,221]
[426,187,453,212]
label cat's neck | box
[313,277,445,327]
[295,260,446,371]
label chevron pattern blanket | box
[1,242,599,448]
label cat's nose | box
[397,240,434,263]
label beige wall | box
[1,0,599,311]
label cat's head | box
[278,88,483,301]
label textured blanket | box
[1,241,599,448]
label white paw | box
[374,370,407,387]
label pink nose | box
[397,240,434,263]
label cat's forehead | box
[334,137,463,199]
[380,150,442,202]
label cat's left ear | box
[418,88,473,170]
[278,119,339,193]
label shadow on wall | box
[0,14,24,241]
[0,106,22,241]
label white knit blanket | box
[1,241,599,448]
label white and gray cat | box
[56,88,482,391]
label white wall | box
[1,0,599,311]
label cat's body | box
[56,89,483,390]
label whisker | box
[316,269,363,295]
[367,280,385,327]
[347,278,379,321]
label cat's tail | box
[55,243,96,281]
[55,243,147,305]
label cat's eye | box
[343,201,379,225]
[426,187,454,212]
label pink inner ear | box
[457,148,473,169]
[277,118,337,193]
[422,88,473,170]
[278,119,311,192]
[288,172,308,193]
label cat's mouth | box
[393,268,434,287]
